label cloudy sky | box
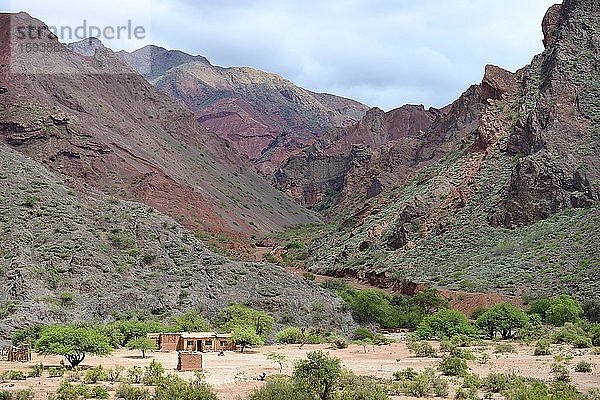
[4,0,558,110]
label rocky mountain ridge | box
[119,45,369,174]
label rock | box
[542,4,564,48]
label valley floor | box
[1,342,598,399]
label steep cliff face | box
[120,46,369,174]
[304,0,599,299]
[0,13,318,253]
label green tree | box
[293,350,342,400]
[109,320,168,346]
[528,298,553,320]
[171,310,211,332]
[275,327,303,344]
[35,325,112,367]
[546,295,583,326]
[411,288,449,314]
[231,327,264,353]
[415,309,478,339]
[126,337,157,358]
[476,303,529,339]
[216,304,274,338]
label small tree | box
[35,325,112,367]
[231,328,263,353]
[126,337,157,358]
[476,302,529,339]
[411,288,449,314]
[546,295,583,326]
[267,352,287,373]
[415,309,477,339]
[216,304,274,338]
[293,350,342,400]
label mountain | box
[0,141,352,338]
[293,0,599,299]
[0,13,318,254]
[119,45,369,174]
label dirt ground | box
[1,342,599,399]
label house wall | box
[177,351,202,371]
[159,333,181,351]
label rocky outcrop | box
[120,46,369,174]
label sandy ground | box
[1,342,599,399]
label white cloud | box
[3,0,558,110]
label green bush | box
[48,367,66,378]
[115,383,150,400]
[494,343,517,354]
[551,363,571,383]
[534,339,551,356]
[28,363,43,378]
[455,387,478,400]
[552,323,592,348]
[90,386,109,399]
[330,336,349,349]
[154,374,217,400]
[546,295,583,326]
[275,327,303,344]
[438,356,468,377]
[127,366,143,384]
[481,372,516,393]
[393,368,418,381]
[353,327,375,341]
[406,340,436,358]
[574,360,593,373]
[83,366,107,384]
[142,360,165,385]
[0,390,34,400]
[2,371,26,381]
[247,376,301,400]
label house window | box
[204,340,213,346]
[220,341,228,347]
[187,341,194,347]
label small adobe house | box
[152,332,235,352]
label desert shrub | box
[451,347,475,360]
[335,374,390,400]
[588,323,600,346]
[142,360,165,385]
[455,387,478,400]
[551,363,571,383]
[494,343,517,354]
[28,363,43,378]
[353,327,375,341]
[115,383,150,400]
[481,372,517,393]
[534,339,552,356]
[127,366,143,384]
[303,329,325,344]
[83,366,107,384]
[438,356,468,377]
[574,360,593,373]
[2,371,26,381]
[154,374,217,400]
[107,365,124,383]
[53,381,91,400]
[393,368,418,381]
[247,376,301,400]
[275,327,303,344]
[0,390,34,400]
[330,336,349,349]
[552,323,592,348]
[48,366,66,378]
[406,339,436,357]
[451,335,474,347]
[90,386,109,399]
[462,373,481,389]
[583,300,600,323]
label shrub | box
[552,323,592,348]
[154,374,217,400]
[406,340,436,358]
[330,336,348,349]
[107,365,124,382]
[551,363,571,383]
[574,361,593,373]
[393,368,418,381]
[142,360,165,385]
[462,373,481,389]
[481,372,516,393]
[247,376,299,400]
[275,327,303,344]
[438,356,468,377]
[127,366,143,384]
[353,327,375,341]
[0,390,34,400]
[90,386,109,399]
[28,363,43,378]
[115,383,150,400]
[48,367,65,378]
[83,366,107,384]
[494,343,516,354]
[455,387,478,400]
[2,371,26,381]
[451,335,474,347]
[534,339,552,356]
